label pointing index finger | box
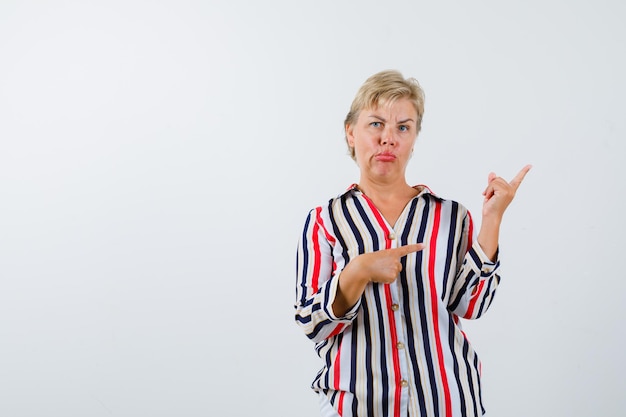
[510,164,532,190]
[392,243,425,257]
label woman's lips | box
[375,153,396,162]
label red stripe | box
[462,211,481,318]
[361,195,392,249]
[317,209,336,245]
[314,207,337,292]
[333,340,342,389]
[463,280,485,319]
[328,323,345,338]
[428,201,452,416]
[361,194,401,417]
[385,284,403,417]
[320,203,343,415]
[334,340,344,415]
[337,391,345,416]
[311,207,323,292]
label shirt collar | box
[340,183,438,199]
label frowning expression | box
[346,98,419,180]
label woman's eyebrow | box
[367,114,386,122]
[366,115,415,124]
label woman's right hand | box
[332,243,424,316]
[350,243,425,284]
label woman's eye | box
[399,125,409,132]
[370,122,381,128]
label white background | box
[1,1,624,416]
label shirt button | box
[388,232,396,240]
[400,380,408,387]
[391,304,399,311]
[397,342,405,349]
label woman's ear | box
[345,124,355,147]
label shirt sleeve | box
[294,208,360,343]
[447,210,501,319]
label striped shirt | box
[294,184,501,417]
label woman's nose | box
[380,128,395,145]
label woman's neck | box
[356,177,415,201]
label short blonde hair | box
[344,70,425,160]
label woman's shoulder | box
[303,185,356,214]
[303,184,362,217]
[415,185,470,213]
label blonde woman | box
[295,69,530,417]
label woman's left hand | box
[482,164,532,220]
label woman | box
[295,69,530,417]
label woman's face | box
[346,98,418,182]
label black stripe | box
[330,389,339,407]
[449,315,467,417]
[315,338,330,356]
[399,198,427,414]
[305,317,334,340]
[476,279,495,318]
[441,201,458,301]
[297,210,313,305]
[412,195,434,415]
[476,352,485,415]
[370,285,389,417]
[360,296,376,417]
[350,312,360,416]
[341,195,365,255]
[421,195,442,416]
[328,198,350,270]
[448,268,477,312]
[353,197,380,251]
[463,339,479,417]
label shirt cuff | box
[323,272,361,321]
[471,241,500,276]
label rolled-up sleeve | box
[448,212,501,319]
[294,208,359,343]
